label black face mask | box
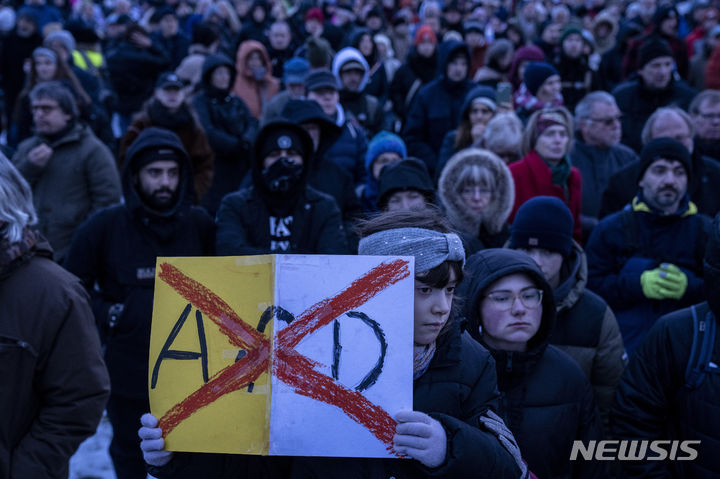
[261,157,303,193]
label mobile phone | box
[496,81,512,105]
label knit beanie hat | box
[366,131,407,172]
[560,25,582,44]
[523,62,559,96]
[378,158,435,208]
[510,196,574,257]
[638,37,673,69]
[414,24,437,45]
[44,29,76,54]
[637,137,692,183]
[257,125,309,161]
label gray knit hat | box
[358,227,465,272]
[44,30,76,54]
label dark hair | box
[192,22,220,46]
[28,81,79,118]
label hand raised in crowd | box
[130,31,152,49]
[393,410,447,468]
[27,143,53,168]
[138,413,174,467]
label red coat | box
[509,150,583,242]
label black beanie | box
[510,196,574,257]
[257,127,309,163]
[523,62,559,96]
[638,37,673,69]
[132,147,182,174]
[637,137,692,183]
[377,158,435,208]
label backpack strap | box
[405,78,422,109]
[620,207,641,259]
[685,304,717,389]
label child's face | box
[413,269,457,345]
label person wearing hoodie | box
[591,11,618,56]
[612,212,720,478]
[232,39,280,119]
[63,127,215,479]
[192,53,258,216]
[462,248,605,479]
[436,86,498,178]
[236,0,271,44]
[280,98,362,249]
[215,120,348,255]
[438,148,513,256]
[332,46,384,136]
[389,24,438,128]
[508,197,626,428]
[403,40,474,178]
[119,72,215,202]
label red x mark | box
[156,258,411,453]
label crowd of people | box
[1,0,720,476]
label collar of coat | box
[631,194,698,217]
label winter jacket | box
[324,105,369,186]
[552,53,598,112]
[612,77,696,152]
[119,99,215,202]
[508,150,583,242]
[623,33,689,80]
[706,43,720,90]
[599,152,720,218]
[333,47,384,136]
[549,241,626,427]
[585,195,711,354]
[192,53,258,216]
[463,248,605,479]
[402,41,473,178]
[63,127,215,400]
[105,37,171,116]
[388,47,437,124]
[612,303,720,478]
[151,31,190,70]
[232,40,280,119]
[438,148,514,256]
[0,235,110,479]
[13,123,121,262]
[216,119,349,255]
[569,135,638,222]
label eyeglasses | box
[588,115,623,126]
[460,186,493,197]
[485,288,543,311]
[699,112,720,121]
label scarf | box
[413,342,436,379]
[0,228,39,281]
[148,100,194,131]
[548,155,571,186]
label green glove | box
[658,263,688,300]
[641,269,668,300]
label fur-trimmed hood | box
[332,47,370,91]
[438,147,514,236]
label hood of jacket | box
[201,53,237,93]
[408,46,438,83]
[235,39,273,82]
[553,240,587,312]
[123,127,194,220]
[461,248,556,374]
[458,85,497,124]
[439,148,514,236]
[280,99,341,168]
[436,39,470,80]
[332,46,370,92]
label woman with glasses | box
[461,248,604,479]
[508,107,583,242]
[438,148,514,256]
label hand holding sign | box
[393,410,447,468]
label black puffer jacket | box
[291,319,526,479]
[63,127,215,400]
[462,249,605,479]
[193,53,259,216]
[612,213,720,478]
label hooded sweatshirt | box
[232,40,280,118]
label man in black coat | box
[215,120,348,255]
[402,40,473,178]
[64,127,215,479]
[612,37,696,152]
[612,212,720,478]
